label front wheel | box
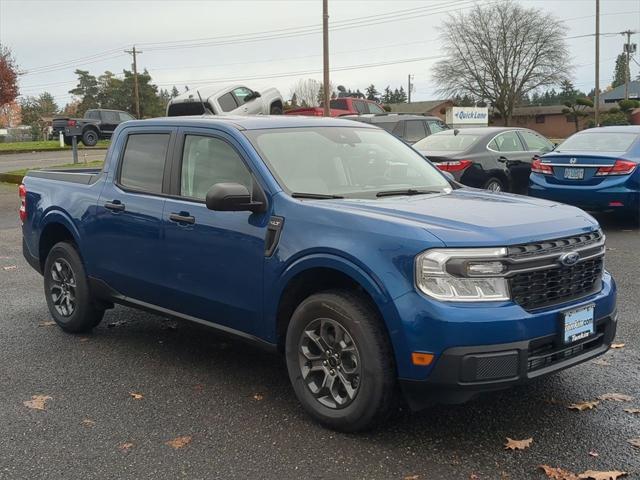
[285,290,396,432]
[43,242,104,333]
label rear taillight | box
[67,119,76,127]
[531,157,553,175]
[18,184,27,223]
[595,159,637,176]
[436,160,473,172]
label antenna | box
[197,90,213,115]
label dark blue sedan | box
[529,126,640,218]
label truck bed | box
[27,168,103,185]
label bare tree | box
[433,1,571,125]
[289,79,322,107]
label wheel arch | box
[270,254,394,352]
[38,211,83,271]
[269,99,283,113]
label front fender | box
[263,251,412,376]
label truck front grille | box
[506,231,605,311]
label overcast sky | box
[1,0,639,108]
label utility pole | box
[594,0,600,126]
[322,0,330,117]
[125,46,142,118]
[622,30,637,100]
[408,74,414,104]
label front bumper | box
[400,311,616,410]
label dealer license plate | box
[562,304,595,344]
[564,167,584,180]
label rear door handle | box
[169,213,195,225]
[104,201,125,212]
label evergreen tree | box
[69,69,99,115]
[612,53,629,89]
[365,84,379,101]
[171,86,180,98]
[382,86,392,104]
[396,86,407,103]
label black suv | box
[52,109,135,147]
[343,114,450,144]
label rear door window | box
[329,99,348,110]
[218,92,238,113]
[85,110,100,120]
[102,111,120,124]
[404,120,427,143]
[119,133,171,194]
[119,112,135,122]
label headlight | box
[415,248,510,301]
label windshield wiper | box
[376,188,441,198]
[291,192,344,199]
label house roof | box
[387,100,452,114]
[511,104,595,116]
[600,80,640,102]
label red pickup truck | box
[285,98,386,116]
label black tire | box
[285,289,396,432]
[43,242,104,333]
[81,129,99,147]
[270,104,283,115]
[484,177,505,192]
[63,136,73,146]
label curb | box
[0,147,108,156]
[0,173,24,184]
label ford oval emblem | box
[569,158,577,164]
[559,251,580,266]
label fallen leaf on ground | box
[81,418,95,427]
[79,337,89,342]
[504,437,533,450]
[578,471,627,480]
[568,400,599,411]
[193,384,204,392]
[610,343,625,349]
[118,442,134,452]
[623,407,640,414]
[23,395,52,411]
[628,438,640,449]
[592,358,611,366]
[598,393,633,402]
[539,465,579,480]
[3,265,17,271]
[403,475,420,480]
[38,321,56,327]
[129,392,144,400]
[588,451,599,457]
[469,474,479,480]
[253,393,264,401]
[165,435,192,449]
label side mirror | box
[245,91,262,102]
[205,183,265,213]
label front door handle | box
[169,213,196,225]
[104,201,125,212]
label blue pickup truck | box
[20,116,617,431]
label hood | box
[317,189,599,247]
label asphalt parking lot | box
[0,180,638,480]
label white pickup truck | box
[167,84,284,116]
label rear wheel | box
[43,242,104,333]
[285,290,396,432]
[81,129,99,147]
[484,177,505,192]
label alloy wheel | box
[49,258,77,317]
[298,318,361,409]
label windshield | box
[413,132,481,152]
[557,131,638,152]
[245,127,450,198]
